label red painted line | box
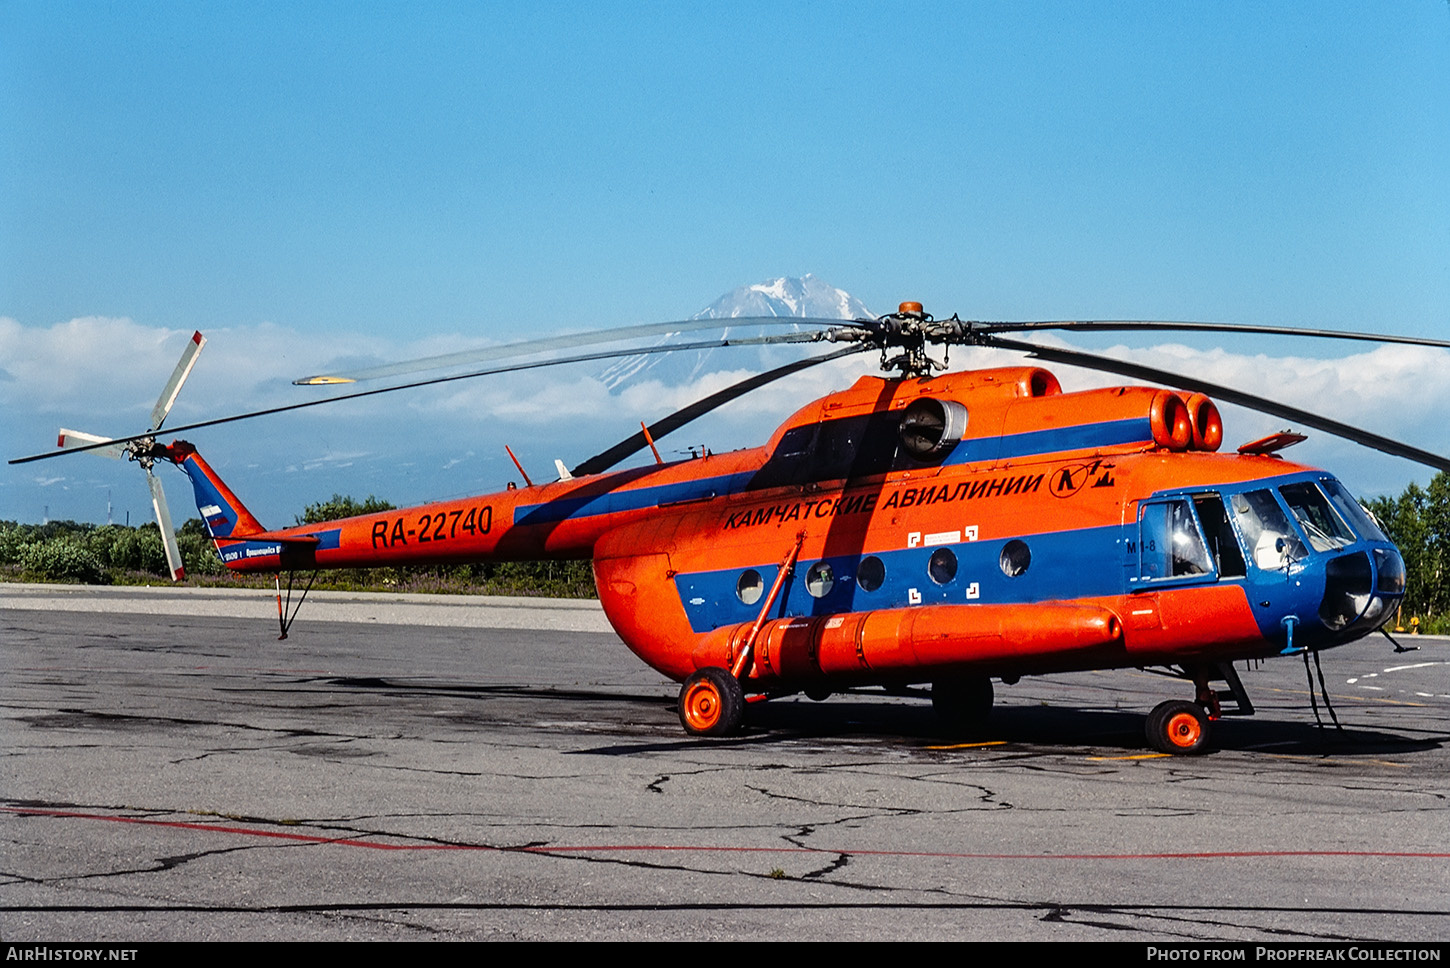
[6,807,1447,860]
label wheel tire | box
[932,676,993,736]
[678,667,745,737]
[1145,700,1210,755]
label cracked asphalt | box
[2,586,1447,941]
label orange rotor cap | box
[898,301,924,315]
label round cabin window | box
[806,562,835,598]
[1000,540,1031,577]
[928,547,958,585]
[736,569,764,605]
[856,555,885,593]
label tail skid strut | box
[275,571,317,640]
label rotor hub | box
[832,301,979,379]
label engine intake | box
[899,397,969,459]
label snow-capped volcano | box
[691,274,873,321]
[598,275,871,391]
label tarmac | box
[3,584,1447,941]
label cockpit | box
[1134,474,1406,647]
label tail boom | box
[160,440,756,574]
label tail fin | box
[161,441,267,539]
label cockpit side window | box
[1279,482,1356,553]
[1230,489,1306,570]
[1192,493,1246,578]
[749,412,904,489]
[1139,498,1214,581]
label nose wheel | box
[1145,700,1210,755]
[678,667,746,737]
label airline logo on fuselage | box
[1048,460,1116,498]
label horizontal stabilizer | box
[214,530,322,547]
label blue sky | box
[2,2,1447,527]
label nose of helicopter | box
[1317,545,1405,637]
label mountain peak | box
[597,276,871,392]
[691,275,872,321]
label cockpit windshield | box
[1319,478,1388,543]
[1279,481,1357,553]
[1230,489,1306,570]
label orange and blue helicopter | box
[15,303,1449,753]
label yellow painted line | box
[1087,753,1173,761]
[924,740,1009,750]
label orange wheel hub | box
[1165,711,1203,748]
[682,680,722,731]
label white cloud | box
[4,315,1445,524]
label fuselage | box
[173,366,1406,689]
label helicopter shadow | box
[588,695,1444,759]
[317,676,1442,760]
[760,697,1444,757]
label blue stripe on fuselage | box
[513,471,756,526]
[946,418,1152,465]
[673,524,1129,634]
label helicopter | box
[14,302,1450,754]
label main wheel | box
[931,675,993,736]
[678,667,746,737]
[1145,700,1210,754]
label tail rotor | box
[57,331,208,581]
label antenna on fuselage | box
[504,445,534,487]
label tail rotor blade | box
[57,428,126,460]
[147,468,186,581]
[151,331,207,431]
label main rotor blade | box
[976,320,1450,349]
[151,331,207,430]
[293,316,866,385]
[571,345,869,476]
[10,331,827,464]
[147,468,186,581]
[986,335,1450,472]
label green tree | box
[19,538,108,584]
[1368,472,1450,628]
[295,494,395,525]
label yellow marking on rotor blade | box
[924,740,1008,750]
[295,376,357,385]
